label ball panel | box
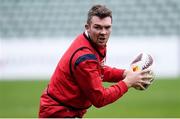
[130,53,154,91]
[131,53,143,65]
[142,54,153,70]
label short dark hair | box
[87,4,112,24]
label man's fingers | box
[138,83,146,90]
[140,80,151,85]
[150,76,155,82]
[142,75,153,80]
[140,69,152,74]
[149,70,154,75]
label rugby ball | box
[130,53,154,90]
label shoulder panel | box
[74,54,97,69]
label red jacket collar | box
[83,32,106,58]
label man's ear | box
[85,24,89,30]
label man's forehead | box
[90,16,112,26]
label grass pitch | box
[0,77,180,118]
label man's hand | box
[123,69,154,89]
[136,70,155,90]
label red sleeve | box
[103,66,125,82]
[73,59,128,108]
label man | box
[39,4,153,118]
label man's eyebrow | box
[94,24,111,27]
[94,24,101,26]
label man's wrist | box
[122,69,128,79]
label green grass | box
[0,80,48,117]
[0,77,180,118]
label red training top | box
[39,32,128,118]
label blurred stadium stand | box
[0,0,180,38]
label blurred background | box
[0,0,180,118]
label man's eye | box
[94,26,101,30]
[105,26,111,30]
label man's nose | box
[100,28,107,35]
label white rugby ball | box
[130,53,154,90]
[131,53,153,72]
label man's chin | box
[98,43,106,47]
